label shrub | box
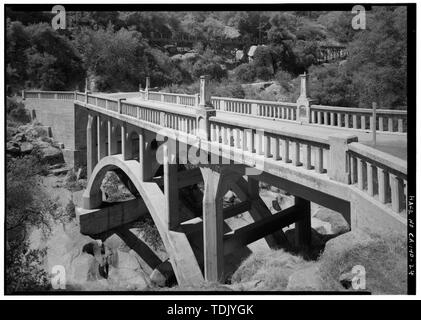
[7,97,30,123]
[63,169,84,192]
[233,63,256,83]
[192,59,226,80]
[134,216,164,251]
[6,239,50,293]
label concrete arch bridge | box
[22,74,407,286]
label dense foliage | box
[6,7,408,106]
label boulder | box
[323,229,372,258]
[223,190,236,204]
[150,259,175,287]
[13,132,26,142]
[20,141,34,155]
[6,141,20,155]
[313,207,350,235]
[150,269,167,287]
[38,145,64,165]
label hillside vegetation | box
[7,7,407,109]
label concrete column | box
[328,134,358,183]
[201,167,225,282]
[294,197,311,248]
[97,116,107,162]
[121,123,132,160]
[108,120,118,155]
[138,130,152,181]
[86,114,98,179]
[163,141,179,230]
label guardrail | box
[210,117,330,174]
[348,142,407,213]
[23,89,407,134]
[311,105,407,133]
[22,89,407,215]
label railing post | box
[118,98,126,114]
[85,91,91,104]
[328,133,358,184]
[194,93,200,107]
[73,91,77,100]
[251,103,259,116]
[22,90,26,101]
[196,75,216,140]
[372,102,377,146]
[219,99,226,111]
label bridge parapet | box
[310,104,407,133]
[348,142,407,214]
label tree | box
[346,6,407,109]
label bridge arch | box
[82,154,204,286]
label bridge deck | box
[121,96,407,160]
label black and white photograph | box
[1,1,416,302]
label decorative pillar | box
[196,75,216,140]
[328,133,358,183]
[296,72,315,124]
[145,76,150,100]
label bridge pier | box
[87,114,98,179]
[201,166,227,282]
[108,120,119,155]
[97,116,108,161]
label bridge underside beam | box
[228,175,289,248]
[76,198,148,235]
[223,204,306,255]
[115,227,163,272]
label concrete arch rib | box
[83,154,204,286]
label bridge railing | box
[310,105,407,133]
[211,96,298,121]
[147,90,198,107]
[23,90,76,100]
[348,142,407,213]
[210,117,330,174]
[23,83,407,135]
